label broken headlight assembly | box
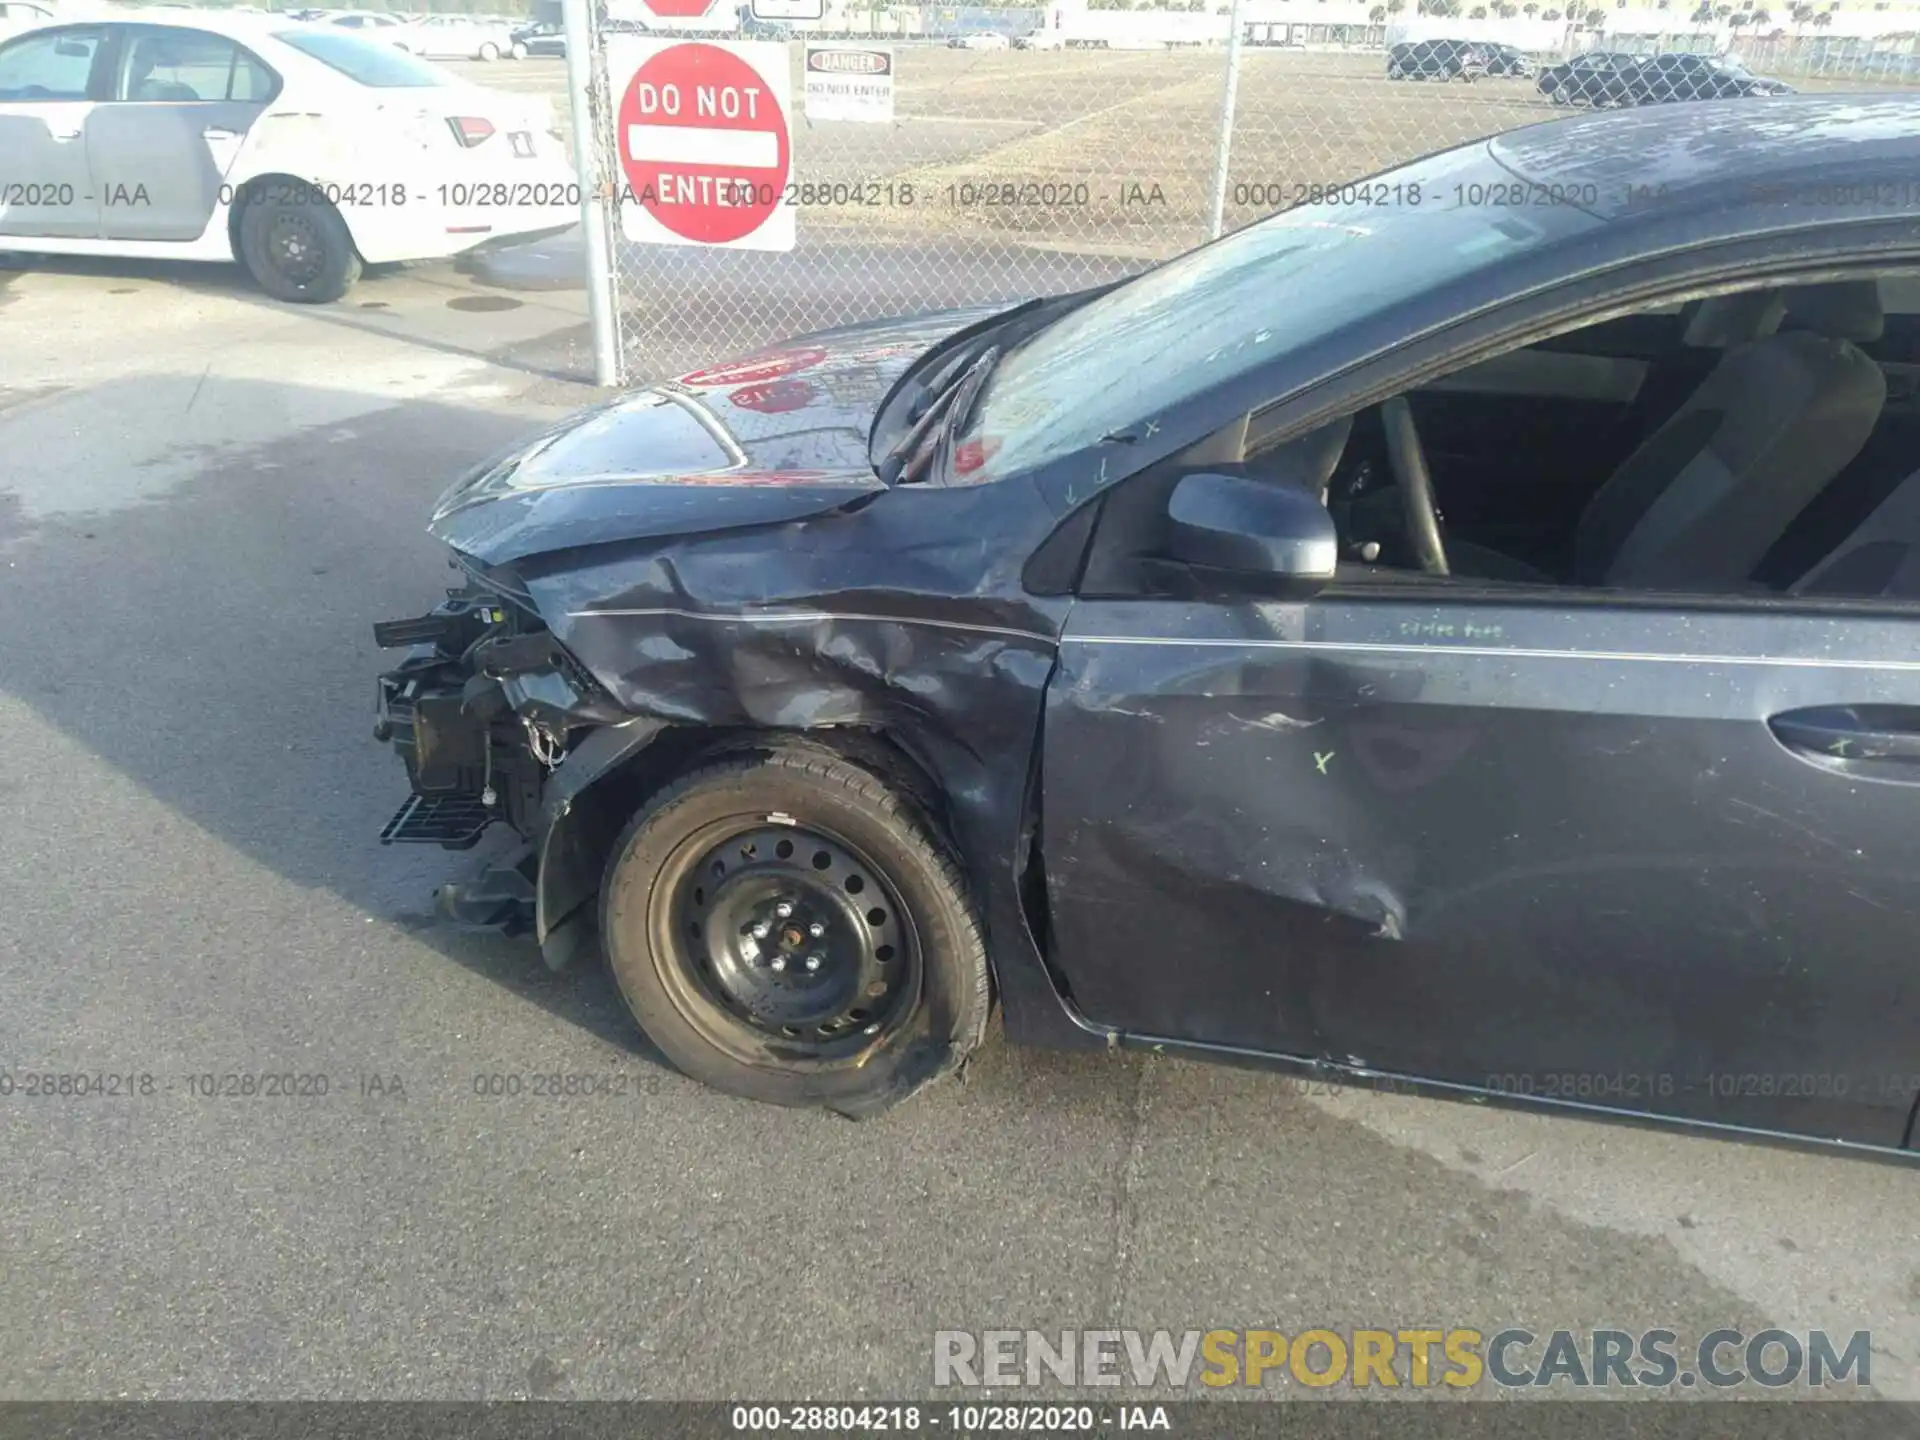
[372,565,624,850]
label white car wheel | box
[477,40,499,60]
[510,40,528,58]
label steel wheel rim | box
[267,210,326,288]
[649,817,922,1063]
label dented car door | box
[1045,594,1920,1149]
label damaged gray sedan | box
[377,97,1920,1154]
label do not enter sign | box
[609,38,795,252]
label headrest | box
[1682,290,1784,348]
[1780,281,1884,343]
[1267,413,1353,497]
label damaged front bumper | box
[373,575,658,963]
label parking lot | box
[2,37,1918,1409]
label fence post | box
[1206,0,1248,241]
[563,0,622,386]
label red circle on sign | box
[618,43,790,246]
[640,0,714,16]
[681,346,826,388]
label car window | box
[273,27,448,84]
[119,28,277,103]
[1304,273,1912,599]
[0,25,103,100]
[959,143,1602,486]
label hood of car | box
[427,304,1008,566]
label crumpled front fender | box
[532,718,668,970]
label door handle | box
[1769,705,1920,767]
[48,124,83,140]
[203,127,241,141]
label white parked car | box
[949,31,1010,49]
[396,13,523,61]
[0,14,574,302]
[325,10,412,40]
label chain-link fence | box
[555,8,1920,384]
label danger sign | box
[804,45,894,124]
[609,38,795,252]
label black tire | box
[236,183,361,304]
[600,747,992,1117]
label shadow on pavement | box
[0,376,652,1062]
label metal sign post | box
[1206,0,1247,241]
[563,0,622,386]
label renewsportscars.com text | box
[933,1328,1871,1391]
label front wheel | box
[510,40,528,58]
[601,748,992,1117]
[236,185,361,303]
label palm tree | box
[1369,4,1387,19]
[1810,7,1830,24]
[1523,1,1538,12]
[1750,4,1770,26]
[1542,8,1560,19]
[1469,4,1487,15]
[1582,5,1604,23]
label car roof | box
[1491,95,1920,220]
[28,8,338,38]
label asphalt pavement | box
[0,248,1915,1405]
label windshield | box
[274,28,450,85]
[953,142,1603,485]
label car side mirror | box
[1162,469,1338,598]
